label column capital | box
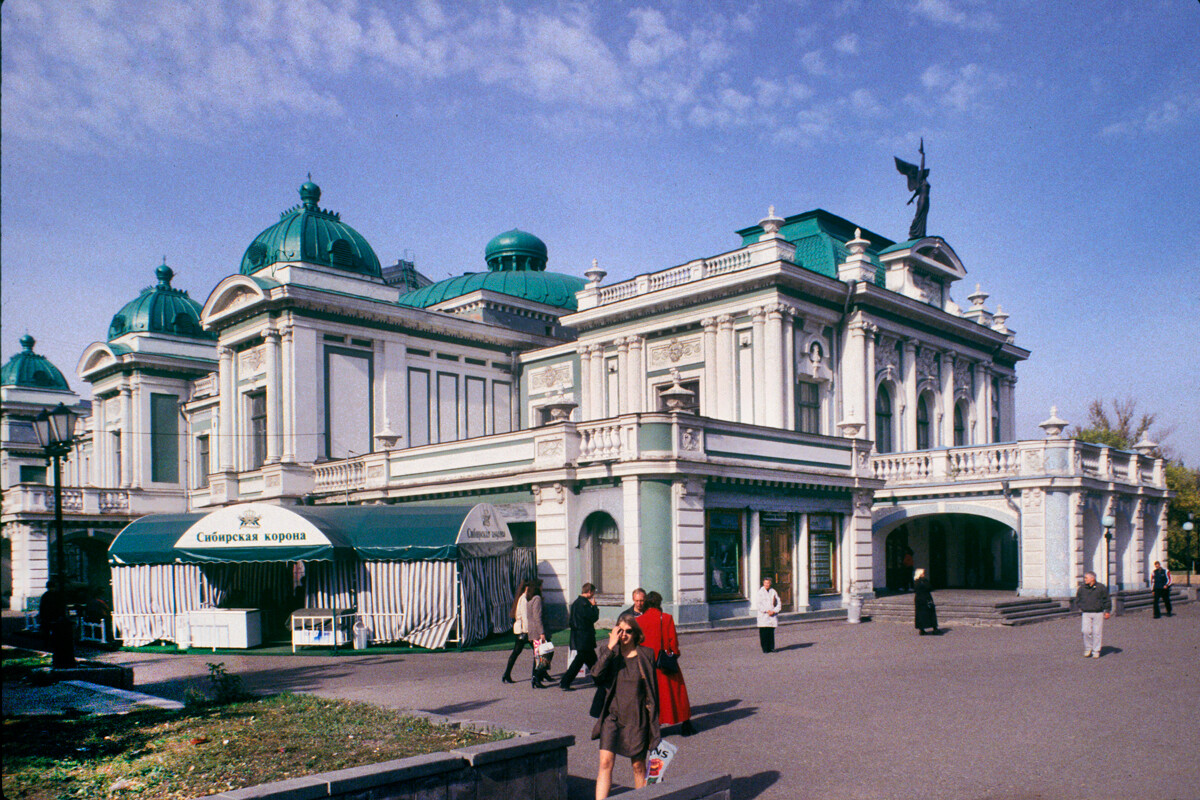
[119,386,133,397]
[218,344,234,359]
[576,344,591,357]
[701,316,717,330]
[588,342,604,355]
[717,313,735,328]
[264,329,281,343]
[902,337,919,353]
[751,306,767,321]
[849,319,878,335]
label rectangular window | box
[706,509,745,601]
[326,348,373,460]
[737,334,754,422]
[151,393,180,483]
[113,431,122,483]
[493,381,511,434]
[606,358,620,417]
[466,377,486,438]
[808,514,839,594]
[408,368,430,447]
[248,391,267,469]
[19,465,47,483]
[196,435,210,489]
[437,373,459,442]
[796,381,820,434]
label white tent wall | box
[397,560,459,650]
[302,561,357,609]
[460,552,518,645]
[112,564,203,646]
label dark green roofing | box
[1,335,71,391]
[396,270,587,310]
[737,209,892,286]
[108,505,501,565]
[485,229,549,271]
[398,228,585,310]
[240,181,382,278]
[878,238,923,254]
[108,264,214,342]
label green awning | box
[109,502,513,566]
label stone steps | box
[861,595,1072,627]
[1116,588,1190,613]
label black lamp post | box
[1184,515,1195,589]
[1101,514,1115,589]
[33,402,79,668]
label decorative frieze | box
[912,272,944,307]
[529,363,573,393]
[239,345,265,375]
[648,335,703,367]
[916,347,938,383]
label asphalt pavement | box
[9,604,1199,800]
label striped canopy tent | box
[108,502,519,649]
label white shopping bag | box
[646,739,678,784]
[567,648,587,680]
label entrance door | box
[760,517,794,611]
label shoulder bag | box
[655,615,680,674]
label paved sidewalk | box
[3,679,183,716]
[10,604,1199,800]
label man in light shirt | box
[756,577,782,653]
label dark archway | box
[579,512,623,601]
[884,514,1017,591]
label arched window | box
[582,512,623,599]
[875,385,894,454]
[916,393,931,450]
[954,401,966,446]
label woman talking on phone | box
[591,612,660,798]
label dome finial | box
[20,333,35,351]
[156,259,174,287]
[300,177,321,209]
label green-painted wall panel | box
[637,423,672,451]
[639,480,674,598]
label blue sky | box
[3,0,1198,464]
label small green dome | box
[240,181,382,277]
[108,262,213,342]
[1,335,71,391]
[485,229,549,272]
[398,229,584,311]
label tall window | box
[248,391,267,469]
[465,377,486,439]
[583,512,624,598]
[113,431,122,484]
[706,510,744,600]
[408,368,430,446]
[196,435,210,489]
[808,514,839,594]
[954,402,966,446]
[991,377,1002,442]
[916,394,931,451]
[151,393,179,483]
[493,381,512,434]
[796,381,820,434]
[437,373,458,442]
[875,386,894,453]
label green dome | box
[485,229,549,272]
[398,229,584,311]
[108,263,213,341]
[1,335,71,391]
[240,181,381,277]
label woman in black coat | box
[913,568,940,635]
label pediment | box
[77,342,120,377]
[202,276,271,326]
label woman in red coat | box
[639,591,695,736]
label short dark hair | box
[645,591,663,609]
[581,582,595,594]
[615,612,644,645]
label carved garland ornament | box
[531,364,572,392]
[649,336,702,367]
[537,439,564,458]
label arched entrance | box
[579,512,623,601]
[882,514,1018,591]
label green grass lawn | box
[2,693,508,800]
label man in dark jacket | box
[1150,561,1173,618]
[560,583,599,690]
[1076,571,1111,658]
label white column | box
[748,510,762,592]
[783,310,795,430]
[941,352,956,447]
[589,343,605,419]
[1003,376,1017,441]
[94,395,108,486]
[119,386,133,488]
[842,320,870,438]
[702,318,717,417]
[974,362,989,444]
[281,328,296,462]
[265,329,282,463]
[218,345,235,471]
[716,315,735,420]
[765,304,785,428]
[797,513,811,611]
[863,323,878,441]
[752,306,767,425]
[903,339,918,450]
[576,345,591,419]
[617,337,630,415]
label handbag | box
[533,639,555,672]
[655,615,680,674]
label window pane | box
[151,393,179,483]
[466,377,486,438]
[196,435,210,489]
[249,392,267,469]
[875,386,893,453]
[916,395,931,450]
[408,369,430,446]
[493,381,511,434]
[808,515,838,594]
[438,373,458,442]
[796,381,820,434]
[706,510,744,600]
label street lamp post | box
[1101,515,1115,589]
[33,402,79,669]
[1184,515,1195,589]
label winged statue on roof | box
[894,138,931,239]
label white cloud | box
[911,0,999,32]
[1102,90,1200,137]
[919,62,1003,113]
[801,50,829,76]
[849,88,884,116]
[833,33,859,56]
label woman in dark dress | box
[913,568,940,635]
[592,612,660,798]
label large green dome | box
[240,181,381,277]
[1,335,71,391]
[397,229,585,311]
[108,263,213,341]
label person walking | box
[755,576,782,653]
[523,580,552,688]
[913,568,940,635]
[561,583,600,691]
[640,591,694,736]
[501,580,531,684]
[1150,560,1173,618]
[592,612,660,799]
[1076,571,1111,658]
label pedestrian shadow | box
[426,698,500,715]
[688,699,741,716]
[691,703,757,733]
[1096,646,1123,657]
[772,642,813,653]
[731,770,781,798]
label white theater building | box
[1,181,1170,637]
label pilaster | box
[751,307,767,425]
[716,315,735,420]
[902,339,918,450]
[218,345,235,471]
[119,386,133,488]
[265,329,282,464]
[281,327,296,463]
[701,318,717,418]
[764,304,785,428]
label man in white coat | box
[756,577,783,653]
